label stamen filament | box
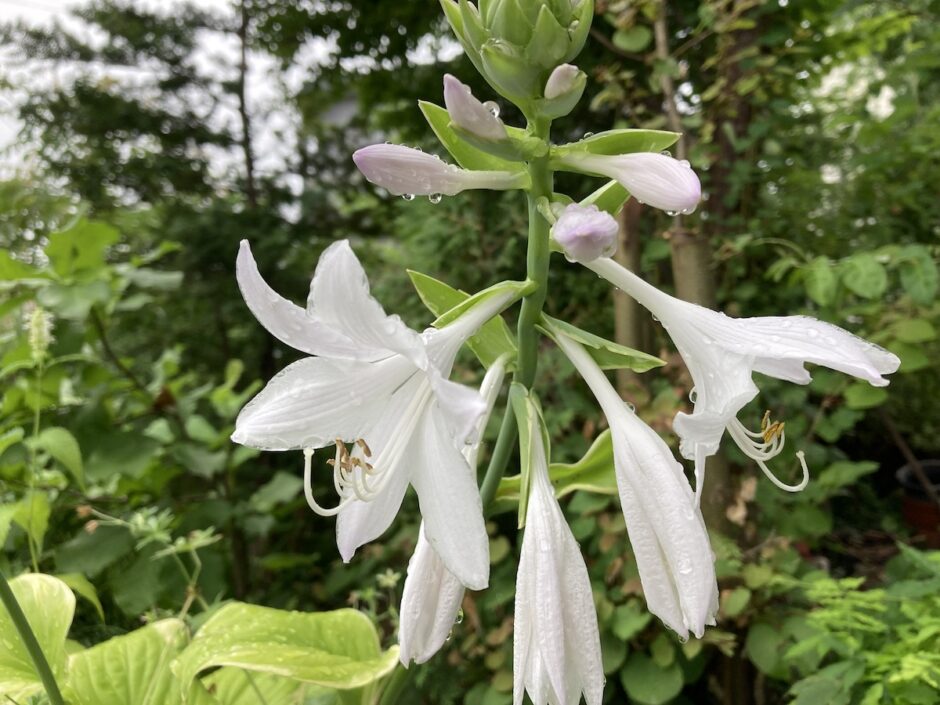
[727,418,809,493]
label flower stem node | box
[551,203,619,263]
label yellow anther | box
[356,438,373,458]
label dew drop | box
[679,159,691,168]
[677,557,693,575]
[428,193,443,204]
[455,608,465,625]
[583,131,595,138]
[402,194,415,201]
[689,388,698,403]
[482,100,500,118]
[661,150,672,157]
[625,402,636,413]
[666,210,678,217]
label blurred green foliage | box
[1,0,938,703]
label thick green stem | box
[378,665,412,705]
[479,405,518,509]
[514,118,553,388]
[479,117,553,508]
[0,572,65,705]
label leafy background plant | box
[0,0,938,704]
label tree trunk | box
[613,199,645,396]
[237,0,258,209]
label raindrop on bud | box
[482,101,500,118]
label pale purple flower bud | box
[560,151,702,214]
[544,63,581,100]
[353,144,526,196]
[442,74,507,142]
[551,203,619,263]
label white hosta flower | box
[514,410,604,705]
[586,257,901,502]
[551,203,619,263]
[559,151,701,214]
[353,144,527,197]
[443,74,507,142]
[556,332,718,639]
[399,358,508,666]
[544,64,581,100]
[232,239,514,590]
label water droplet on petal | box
[626,402,636,413]
[482,100,500,118]
[429,193,443,204]
[402,194,415,201]
[455,608,464,625]
[583,131,595,138]
[679,159,691,168]
[666,210,678,217]
[661,150,672,157]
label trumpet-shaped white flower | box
[399,358,508,667]
[443,74,507,142]
[353,144,527,197]
[559,151,701,214]
[556,332,719,639]
[514,407,604,705]
[551,203,619,263]
[585,257,901,503]
[232,240,514,590]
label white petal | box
[557,332,718,638]
[236,240,370,358]
[443,74,507,141]
[722,315,900,387]
[428,372,487,447]
[410,405,490,591]
[353,144,526,196]
[398,524,466,666]
[232,355,412,451]
[334,375,429,561]
[308,240,428,367]
[563,152,701,213]
[514,428,604,705]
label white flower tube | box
[513,400,604,705]
[584,257,901,504]
[556,331,719,639]
[443,74,507,142]
[559,151,701,214]
[544,64,582,100]
[399,358,508,666]
[233,240,518,590]
[353,144,527,196]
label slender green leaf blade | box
[541,315,664,372]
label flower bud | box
[442,74,507,142]
[353,144,527,196]
[24,304,54,362]
[551,203,619,263]
[544,63,580,100]
[560,151,702,214]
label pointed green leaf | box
[44,219,119,279]
[12,493,51,554]
[0,427,25,457]
[541,315,664,372]
[582,180,630,215]
[418,102,524,173]
[803,257,837,307]
[497,429,618,505]
[65,619,189,705]
[407,270,519,368]
[173,604,398,701]
[55,573,104,621]
[898,245,939,305]
[31,427,84,489]
[527,5,569,67]
[840,254,887,299]
[552,129,681,161]
[0,574,75,701]
[490,0,532,46]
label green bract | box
[440,0,594,106]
